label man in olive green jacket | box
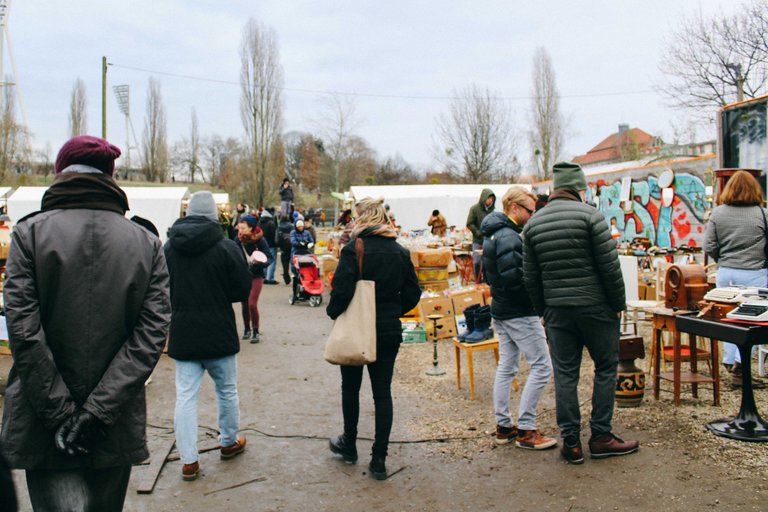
[522,161,638,465]
[466,188,496,280]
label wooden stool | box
[453,337,499,400]
[649,307,720,406]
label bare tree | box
[0,83,29,180]
[201,135,243,187]
[375,154,419,185]
[240,17,284,206]
[529,47,565,180]
[299,135,321,191]
[658,0,768,111]
[68,78,87,137]
[435,84,518,183]
[141,78,168,182]
[316,93,360,192]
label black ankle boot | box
[457,303,481,342]
[368,456,387,480]
[329,434,357,464]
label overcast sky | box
[5,0,742,172]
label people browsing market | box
[466,189,496,281]
[326,197,421,481]
[237,214,273,344]
[523,161,638,465]
[481,186,557,450]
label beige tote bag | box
[324,238,377,365]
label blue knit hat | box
[240,214,259,228]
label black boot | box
[464,305,493,343]
[457,303,481,342]
[329,434,357,464]
[368,456,387,480]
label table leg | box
[455,344,461,390]
[493,348,499,365]
[712,338,720,406]
[673,330,681,407]
[691,334,699,399]
[467,349,475,400]
[707,344,768,441]
[653,326,661,400]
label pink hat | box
[54,135,121,175]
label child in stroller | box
[290,220,324,306]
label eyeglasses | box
[517,203,534,215]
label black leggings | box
[340,334,400,458]
[280,249,291,284]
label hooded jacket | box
[260,211,278,249]
[1,169,171,470]
[481,211,535,319]
[466,188,496,245]
[164,216,252,360]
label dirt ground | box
[2,282,768,511]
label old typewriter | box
[726,289,768,321]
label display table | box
[649,307,720,406]
[453,337,499,400]
[451,249,474,286]
[676,315,768,442]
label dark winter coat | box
[260,214,278,249]
[238,236,273,279]
[290,228,314,258]
[0,170,171,470]
[522,190,626,316]
[481,211,535,319]
[279,184,294,202]
[276,219,294,252]
[466,188,496,245]
[327,232,421,336]
[164,216,252,361]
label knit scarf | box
[237,227,264,245]
[41,170,129,214]
[352,223,398,239]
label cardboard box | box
[320,255,339,275]
[417,248,453,268]
[419,296,454,317]
[420,280,450,292]
[424,315,457,339]
[417,267,450,282]
[451,290,485,315]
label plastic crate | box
[402,328,427,344]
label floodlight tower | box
[0,0,28,130]
[113,84,138,172]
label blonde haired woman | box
[326,197,421,480]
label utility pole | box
[101,56,107,138]
[727,63,744,102]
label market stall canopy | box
[123,187,189,242]
[7,186,189,243]
[349,184,531,232]
[212,193,230,206]
[7,187,48,227]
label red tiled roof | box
[573,128,657,166]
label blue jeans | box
[174,355,240,464]
[716,267,768,364]
[493,316,552,430]
[266,247,278,281]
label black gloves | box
[54,410,106,456]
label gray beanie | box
[552,161,587,191]
[187,191,218,222]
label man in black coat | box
[276,214,295,285]
[260,209,279,284]
[279,178,294,217]
[1,136,171,510]
[164,191,253,481]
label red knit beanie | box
[54,135,122,175]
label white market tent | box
[7,186,189,243]
[123,187,189,242]
[349,184,532,232]
[212,193,230,206]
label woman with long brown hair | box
[705,170,768,387]
[326,197,421,480]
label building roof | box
[574,127,658,166]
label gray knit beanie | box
[187,191,218,222]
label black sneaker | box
[242,329,252,340]
[329,435,357,464]
[368,456,387,480]
[250,332,260,344]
